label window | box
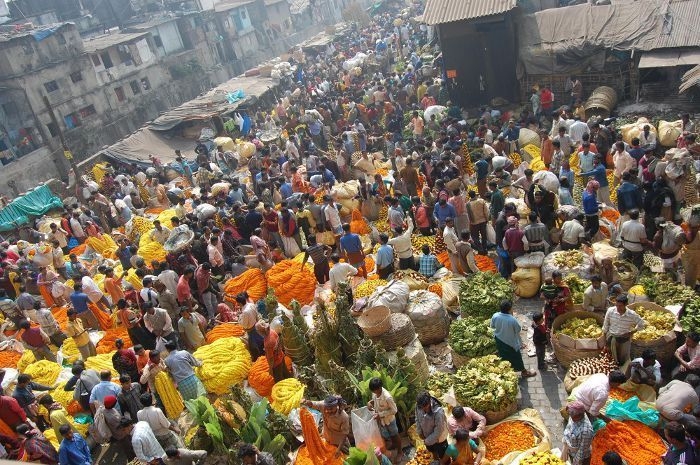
[114,86,125,102]
[1,102,18,118]
[44,80,59,92]
[141,77,151,91]
[129,80,141,94]
[91,54,101,66]
[240,9,246,19]
[79,105,96,118]
[57,34,66,45]
[63,112,81,129]
[46,122,59,137]
[153,35,163,48]
[100,51,113,69]
[70,71,83,83]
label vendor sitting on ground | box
[626,349,661,388]
[656,375,700,425]
[571,370,627,420]
[446,405,486,439]
[300,395,350,456]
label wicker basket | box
[358,306,392,337]
[451,347,471,368]
[613,260,638,291]
[629,302,678,365]
[413,310,450,345]
[372,313,416,350]
[483,399,518,425]
[552,311,606,368]
[404,337,430,384]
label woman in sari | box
[36,267,61,307]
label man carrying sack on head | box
[602,294,645,366]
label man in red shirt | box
[255,321,290,383]
[18,320,56,363]
[0,395,28,430]
[176,266,196,312]
[540,86,554,115]
[502,216,525,278]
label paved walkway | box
[514,297,569,444]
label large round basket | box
[629,302,678,365]
[451,347,471,368]
[551,311,606,368]
[613,260,638,291]
[404,337,430,384]
[413,310,450,346]
[483,399,518,425]
[357,306,392,337]
[372,313,416,350]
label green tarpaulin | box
[0,185,63,232]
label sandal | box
[521,370,537,378]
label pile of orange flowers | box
[475,255,498,273]
[96,327,132,354]
[266,260,316,306]
[428,283,443,297]
[0,350,21,368]
[590,420,664,465]
[608,387,634,402]
[483,421,536,461]
[224,269,267,302]
[295,408,344,465]
[205,323,245,344]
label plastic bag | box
[351,407,384,451]
[155,336,168,353]
[604,397,659,428]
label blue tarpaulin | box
[30,25,65,42]
[0,185,63,232]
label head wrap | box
[104,395,118,409]
[567,400,586,416]
[323,395,344,408]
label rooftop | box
[0,22,73,44]
[422,0,517,25]
[82,31,150,53]
[214,0,255,12]
[124,15,179,31]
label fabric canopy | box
[102,127,200,164]
[638,49,700,68]
[518,1,658,74]
[0,185,63,232]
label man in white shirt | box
[602,294,645,365]
[627,349,661,387]
[388,217,414,270]
[140,277,160,307]
[572,371,627,418]
[560,216,586,250]
[207,237,225,272]
[70,212,86,243]
[582,275,608,312]
[81,274,112,313]
[157,265,179,296]
[619,209,650,269]
[568,116,590,145]
[328,255,358,291]
[130,420,167,465]
[46,223,68,251]
[149,220,171,245]
[443,217,459,274]
[639,125,657,151]
[323,196,343,237]
[137,393,182,450]
[612,141,637,183]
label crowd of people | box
[0,0,696,464]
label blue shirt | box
[582,190,599,215]
[628,147,644,162]
[280,182,293,199]
[70,292,90,314]
[59,433,92,465]
[418,254,441,277]
[375,244,394,269]
[321,169,336,187]
[433,203,457,228]
[490,311,522,351]
[560,167,574,191]
[339,233,363,254]
[617,182,642,214]
[503,126,520,141]
[558,187,574,206]
[475,159,489,180]
[164,350,199,383]
[118,247,132,270]
[89,381,122,412]
[580,164,608,187]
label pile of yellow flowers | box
[522,145,546,171]
[139,231,167,263]
[17,350,36,372]
[509,152,522,168]
[634,305,676,342]
[50,382,75,408]
[520,451,565,465]
[24,360,62,385]
[270,378,305,415]
[155,371,184,419]
[61,338,81,364]
[85,352,119,377]
[193,336,252,395]
[354,279,388,298]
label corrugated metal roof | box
[653,0,700,49]
[680,63,700,92]
[422,0,517,25]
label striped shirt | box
[306,245,328,264]
[602,307,645,336]
[523,223,549,244]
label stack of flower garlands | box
[223,268,267,303]
[266,260,317,306]
[192,337,252,395]
[248,356,292,399]
[205,323,245,344]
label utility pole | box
[43,95,81,185]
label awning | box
[638,49,700,68]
